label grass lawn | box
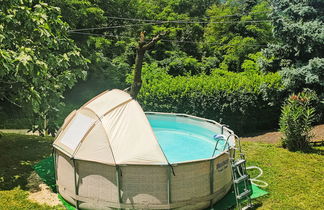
[0,133,323,209]
[243,142,323,210]
[0,133,64,210]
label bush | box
[279,90,317,152]
[0,102,33,129]
[133,63,284,134]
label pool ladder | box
[231,135,253,210]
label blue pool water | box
[148,117,227,163]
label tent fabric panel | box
[59,188,77,207]
[56,110,77,138]
[59,112,96,151]
[84,89,131,117]
[102,100,168,165]
[77,161,119,203]
[56,151,76,205]
[62,110,77,129]
[52,141,74,157]
[53,109,98,155]
[74,122,116,165]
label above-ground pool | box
[54,91,236,210]
[148,113,230,163]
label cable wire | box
[69,31,133,39]
[105,17,272,24]
[105,11,271,23]
[69,31,267,47]
[160,39,267,46]
[70,16,272,32]
[69,22,163,32]
[70,19,271,32]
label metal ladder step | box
[228,133,252,210]
[236,189,252,200]
[241,203,253,210]
[234,174,249,184]
[233,159,246,168]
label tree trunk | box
[131,48,145,99]
[130,32,165,99]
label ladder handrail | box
[211,137,221,157]
[211,132,242,158]
[223,133,242,153]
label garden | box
[0,0,323,209]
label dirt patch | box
[312,124,324,141]
[28,183,61,207]
[241,124,324,144]
[241,131,282,144]
[27,172,61,207]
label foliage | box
[203,0,273,72]
[1,0,323,134]
[132,63,284,134]
[279,90,318,152]
[0,0,88,135]
[0,102,33,129]
[39,0,281,133]
[265,0,324,93]
[158,51,205,76]
[280,58,324,93]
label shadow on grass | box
[279,142,324,155]
[304,147,324,155]
[0,133,53,190]
[240,129,279,138]
[250,202,263,209]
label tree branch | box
[2,95,22,108]
[142,31,167,50]
[130,31,168,99]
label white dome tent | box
[54,89,168,165]
[53,89,237,209]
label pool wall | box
[54,112,235,209]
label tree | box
[0,0,88,134]
[265,0,324,94]
[131,32,165,98]
[203,0,273,72]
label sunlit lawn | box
[0,133,323,209]
[243,142,323,210]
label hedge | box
[136,63,285,134]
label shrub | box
[279,90,317,152]
[133,63,284,134]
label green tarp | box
[34,156,268,210]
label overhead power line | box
[69,22,162,32]
[106,11,271,23]
[69,31,131,39]
[69,31,267,47]
[105,16,272,24]
[204,10,271,18]
[160,39,267,46]
[70,18,272,32]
